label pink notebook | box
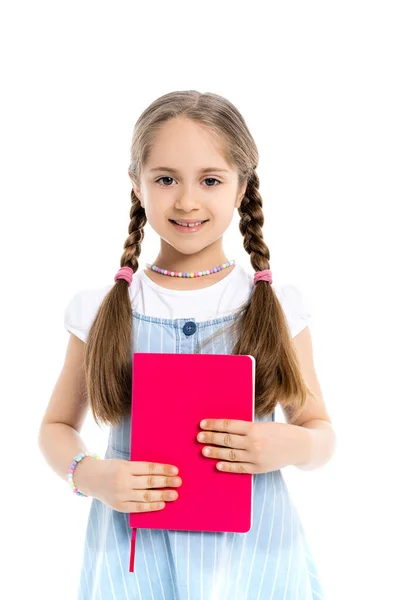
[129,352,255,572]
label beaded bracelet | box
[67,452,101,497]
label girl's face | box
[130,117,246,257]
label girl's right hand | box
[87,458,182,513]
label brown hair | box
[84,90,315,428]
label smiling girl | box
[39,90,334,599]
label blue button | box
[183,321,197,336]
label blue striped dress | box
[76,309,326,599]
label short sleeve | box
[64,285,112,342]
[273,283,312,338]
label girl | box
[39,90,335,600]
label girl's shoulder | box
[243,269,312,338]
[271,280,313,338]
[63,272,145,342]
[64,283,113,342]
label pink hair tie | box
[254,269,273,285]
[114,266,134,286]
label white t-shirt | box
[64,263,312,343]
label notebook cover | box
[129,352,255,533]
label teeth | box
[174,220,204,227]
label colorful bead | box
[67,452,100,498]
[146,259,235,278]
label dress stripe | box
[243,472,265,598]
[123,513,143,600]
[269,474,286,599]
[256,470,277,600]
[162,531,178,600]
[110,510,130,600]
[283,499,294,599]
[149,529,166,600]
[139,529,155,600]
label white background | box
[1,1,399,599]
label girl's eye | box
[156,176,175,186]
[204,178,221,187]
[155,177,221,187]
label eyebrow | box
[148,166,230,174]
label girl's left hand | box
[197,418,304,474]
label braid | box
[228,169,311,419]
[117,190,147,273]
[238,170,271,273]
[85,188,148,427]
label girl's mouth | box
[169,219,208,233]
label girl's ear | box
[128,170,142,202]
[235,182,247,208]
[133,184,141,200]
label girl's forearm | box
[292,419,336,471]
[38,422,100,496]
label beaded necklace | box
[145,259,235,278]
